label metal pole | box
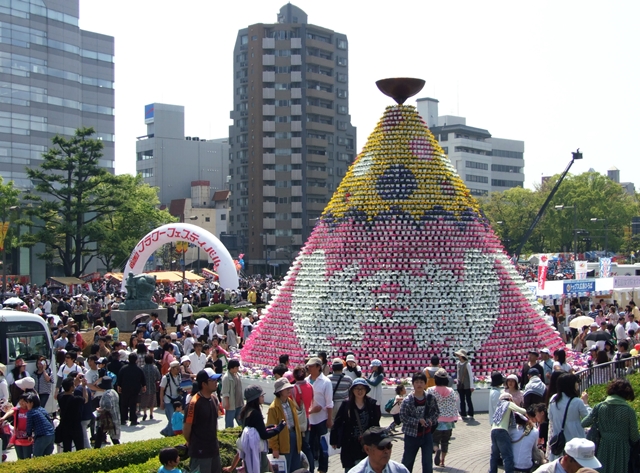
[573,206,577,260]
[605,220,608,256]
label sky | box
[79,1,640,190]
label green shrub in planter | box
[586,372,640,421]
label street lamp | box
[590,218,608,256]
[554,204,577,260]
[1,205,19,299]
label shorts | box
[432,429,452,453]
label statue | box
[119,273,159,310]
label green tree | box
[23,127,121,277]
[92,174,177,271]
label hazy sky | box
[79,1,640,190]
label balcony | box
[263,88,275,99]
[306,137,327,148]
[263,202,276,213]
[263,104,275,116]
[263,169,275,180]
[306,54,334,69]
[263,54,275,66]
[306,121,334,133]
[307,202,326,212]
[307,185,328,195]
[307,169,327,180]
[291,121,302,132]
[456,138,492,151]
[307,105,334,116]
[306,71,334,84]
[263,152,275,164]
[291,38,302,49]
[306,88,334,100]
[291,88,302,99]
[306,152,328,164]
[306,37,334,51]
[291,202,302,212]
[291,104,302,116]
[292,234,302,245]
[291,71,302,82]
[291,218,302,229]
[263,38,275,49]
[263,217,276,229]
[263,120,275,132]
[263,185,276,196]
[266,234,276,245]
[291,153,302,164]
[262,71,275,82]
[291,54,301,65]
[291,186,302,196]
[291,137,302,148]
[291,169,302,180]
[263,137,275,148]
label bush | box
[586,372,640,421]
[0,428,241,473]
[197,304,236,313]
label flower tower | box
[241,78,565,378]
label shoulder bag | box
[294,384,307,431]
[549,397,573,456]
[332,374,344,399]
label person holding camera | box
[33,355,53,408]
[160,360,183,436]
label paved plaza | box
[4,409,492,472]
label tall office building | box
[417,98,524,196]
[229,4,356,274]
[0,0,114,283]
[136,103,229,206]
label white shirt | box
[34,307,43,316]
[195,317,209,335]
[43,300,52,314]
[181,302,193,316]
[626,321,639,333]
[307,373,334,425]
[616,323,628,341]
[183,336,195,355]
[175,292,183,304]
[509,427,539,470]
[189,352,207,373]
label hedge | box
[98,457,160,473]
[0,428,241,473]
[586,372,640,421]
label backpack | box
[425,368,436,388]
[384,398,396,413]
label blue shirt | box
[171,411,184,431]
[158,466,181,473]
[26,407,55,437]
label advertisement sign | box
[612,276,640,289]
[537,254,549,291]
[599,257,612,278]
[144,104,154,123]
[575,261,588,280]
[563,280,596,295]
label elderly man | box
[533,438,601,473]
[523,368,546,408]
[348,427,409,473]
[306,356,333,473]
[520,350,544,390]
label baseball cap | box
[169,360,180,368]
[332,358,344,367]
[564,438,601,469]
[539,348,551,355]
[362,427,395,448]
[195,368,221,386]
[528,368,540,376]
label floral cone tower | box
[241,79,565,378]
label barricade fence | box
[577,355,640,392]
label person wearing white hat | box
[366,359,384,406]
[532,438,601,472]
[267,377,302,473]
[344,353,362,380]
[455,349,475,419]
[540,348,554,385]
[159,360,182,437]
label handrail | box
[576,355,640,392]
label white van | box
[0,310,56,411]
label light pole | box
[1,205,18,299]
[590,218,608,256]
[554,204,577,259]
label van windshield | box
[6,322,51,362]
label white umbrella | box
[3,297,24,305]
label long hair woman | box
[547,373,589,461]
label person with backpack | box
[387,385,406,431]
[424,356,440,388]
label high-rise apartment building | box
[136,103,229,206]
[417,98,524,196]
[229,4,356,274]
[0,0,114,283]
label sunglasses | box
[375,444,392,451]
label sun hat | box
[564,438,602,469]
[506,374,519,383]
[15,377,35,390]
[180,355,190,364]
[454,349,468,359]
[274,378,293,394]
[244,384,264,402]
[332,358,344,367]
[490,372,505,387]
[169,360,180,368]
[98,376,113,390]
[350,378,371,393]
[118,350,128,362]
[149,341,159,351]
[305,357,322,367]
[434,368,448,378]
[346,354,357,363]
[370,359,382,367]
[170,332,177,340]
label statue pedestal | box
[110,309,168,331]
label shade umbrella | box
[569,315,595,329]
[130,313,151,326]
[1,292,16,298]
[585,331,612,342]
[162,296,176,304]
[4,297,24,305]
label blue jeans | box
[15,444,32,459]
[160,399,175,436]
[309,420,327,473]
[401,433,433,473]
[490,429,514,473]
[301,429,314,473]
[283,429,300,473]
[224,407,239,429]
[33,434,55,457]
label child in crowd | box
[171,402,184,435]
[158,447,182,473]
[389,384,406,431]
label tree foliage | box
[92,174,176,271]
[23,127,121,277]
[480,172,640,256]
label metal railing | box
[577,355,640,392]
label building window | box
[205,217,211,222]
[336,73,347,83]
[491,164,522,173]
[469,188,488,196]
[137,150,153,161]
[337,39,347,49]
[337,88,348,99]
[337,57,347,66]
[440,133,448,142]
[139,168,154,178]
[491,179,523,188]
[490,150,523,159]
[337,105,348,114]
[337,121,347,131]
[241,35,248,45]
[466,174,488,184]
[465,161,489,170]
